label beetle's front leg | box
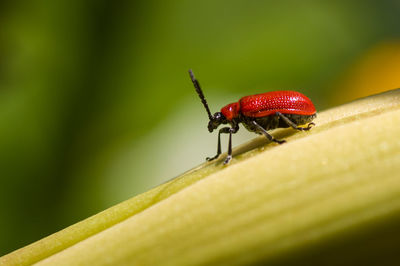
[223,124,239,164]
[206,127,231,161]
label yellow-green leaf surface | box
[2,89,400,265]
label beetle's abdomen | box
[239,91,316,117]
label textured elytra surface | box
[239,91,316,117]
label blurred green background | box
[1,0,400,255]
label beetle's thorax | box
[221,102,240,121]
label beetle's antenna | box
[189,69,213,121]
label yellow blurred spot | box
[334,41,400,104]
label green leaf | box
[2,89,400,266]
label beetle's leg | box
[223,125,238,164]
[276,112,315,131]
[223,130,233,164]
[252,121,286,144]
[206,127,230,161]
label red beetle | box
[189,69,316,164]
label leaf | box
[2,89,400,266]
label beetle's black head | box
[208,112,227,132]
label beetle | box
[189,69,316,164]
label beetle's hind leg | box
[276,112,315,131]
[252,121,286,144]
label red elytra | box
[221,91,316,120]
[189,70,316,164]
